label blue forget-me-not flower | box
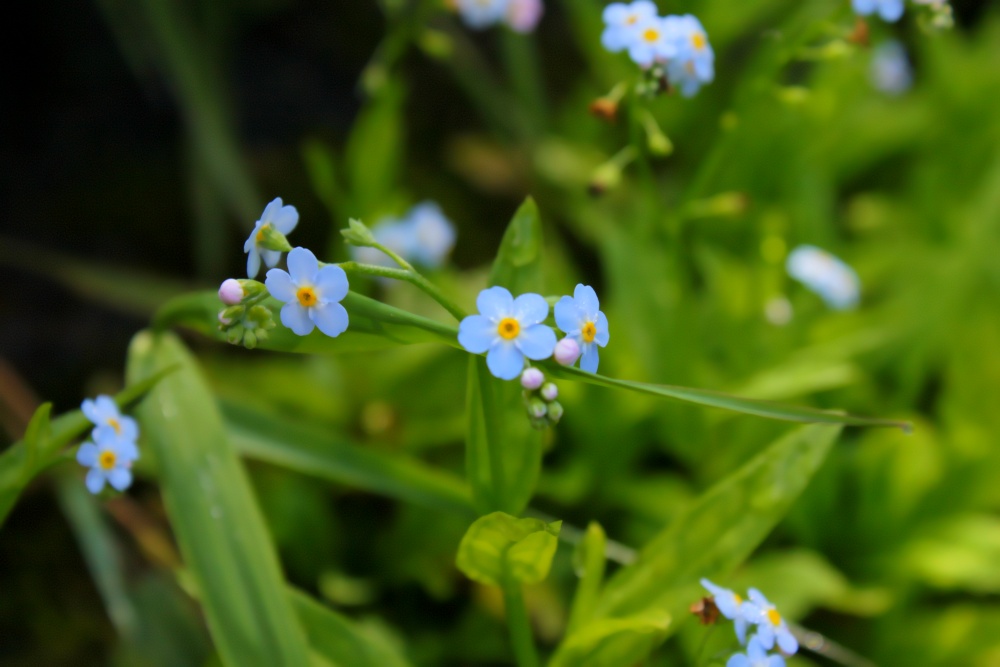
[352,202,457,270]
[627,16,679,68]
[663,15,714,97]
[701,578,757,645]
[747,588,799,655]
[601,1,658,53]
[266,247,350,338]
[245,198,299,278]
[555,284,609,373]
[82,395,139,459]
[459,287,558,380]
[727,636,787,667]
[786,245,861,311]
[77,428,138,494]
[457,0,511,29]
[852,0,905,22]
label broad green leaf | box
[126,331,310,667]
[291,590,411,667]
[488,197,544,293]
[566,522,607,636]
[0,374,167,528]
[456,511,561,586]
[545,364,910,431]
[221,400,475,517]
[594,424,843,620]
[154,290,459,353]
[345,81,405,216]
[548,611,671,667]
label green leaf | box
[566,522,607,636]
[488,197,544,293]
[545,364,911,431]
[126,331,311,667]
[155,290,459,353]
[221,400,475,517]
[0,374,168,528]
[548,611,671,667]
[291,590,411,667]
[456,511,561,587]
[593,424,843,620]
[345,81,405,216]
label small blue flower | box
[81,395,139,459]
[407,202,457,268]
[701,578,758,645]
[747,588,798,655]
[663,14,714,97]
[852,0,905,22]
[555,284,609,373]
[871,41,913,96]
[459,287,558,380]
[627,16,679,68]
[457,0,511,29]
[727,636,786,667]
[786,245,860,311]
[245,198,299,278]
[265,247,350,338]
[601,1,658,53]
[77,429,138,495]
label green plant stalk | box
[337,261,467,321]
[476,365,508,511]
[503,578,539,667]
[500,30,546,137]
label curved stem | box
[337,261,467,321]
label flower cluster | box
[700,579,799,665]
[352,202,457,270]
[520,368,564,429]
[454,0,543,33]
[459,283,610,383]
[853,0,953,25]
[601,2,714,97]
[786,245,861,311]
[77,396,140,494]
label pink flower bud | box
[541,383,558,402]
[521,367,545,390]
[554,337,581,366]
[506,0,543,33]
[218,278,244,305]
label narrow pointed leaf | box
[549,612,671,667]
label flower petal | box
[315,265,349,303]
[726,656,749,667]
[554,296,581,334]
[747,588,769,608]
[280,302,315,336]
[85,468,106,494]
[286,247,319,283]
[265,269,297,303]
[77,442,99,467]
[516,324,557,361]
[310,302,349,338]
[513,293,549,325]
[260,198,282,222]
[573,284,600,317]
[81,399,100,425]
[776,627,798,655]
[118,416,139,442]
[477,286,514,319]
[94,396,119,421]
[108,468,133,492]
[247,247,262,278]
[768,656,786,667]
[260,248,283,269]
[580,344,600,373]
[486,341,525,380]
[594,311,610,347]
[271,204,299,234]
[458,315,497,354]
[747,636,767,660]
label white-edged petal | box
[77,442,99,467]
[477,286,515,319]
[513,293,549,325]
[516,324,557,360]
[310,302,349,338]
[265,269,297,303]
[315,265,349,303]
[487,341,525,380]
[280,302,315,336]
[286,247,319,283]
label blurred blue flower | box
[601,1,658,53]
[457,0,511,29]
[352,217,413,268]
[244,198,299,278]
[852,0,905,22]
[627,16,678,68]
[77,429,137,495]
[871,40,913,95]
[555,284,609,373]
[352,202,457,269]
[459,287,557,380]
[747,588,798,655]
[701,578,757,645]
[786,245,860,311]
[266,247,350,338]
[727,636,786,667]
[82,395,138,457]
[664,14,714,97]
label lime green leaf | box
[155,290,459,353]
[567,522,608,636]
[548,611,671,667]
[126,331,310,667]
[345,82,405,216]
[594,424,843,620]
[545,364,910,431]
[488,197,544,294]
[221,400,475,516]
[456,511,561,586]
[291,590,411,667]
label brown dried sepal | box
[847,17,870,47]
[589,98,619,123]
[690,596,721,626]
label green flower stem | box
[336,261,467,322]
[476,365,507,509]
[503,579,539,667]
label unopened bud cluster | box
[520,368,564,430]
[217,279,276,349]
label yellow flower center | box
[99,450,117,471]
[767,609,782,626]
[733,593,742,605]
[297,286,318,308]
[107,418,122,435]
[581,321,597,344]
[626,14,638,25]
[643,28,660,42]
[255,223,271,242]
[497,318,521,340]
[692,32,706,50]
